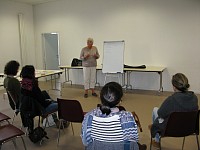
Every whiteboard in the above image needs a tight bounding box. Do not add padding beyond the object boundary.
[102,41,124,73]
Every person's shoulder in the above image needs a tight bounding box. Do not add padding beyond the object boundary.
[3,76,8,82]
[118,110,133,118]
[118,111,136,123]
[7,77,19,83]
[85,108,101,117]
[82,46,88,50]
[161,95,174,106]
[92,46,98,49]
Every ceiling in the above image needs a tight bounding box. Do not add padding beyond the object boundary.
[8,0,60,5]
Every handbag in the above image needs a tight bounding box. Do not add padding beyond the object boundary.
[71,58,82,66]
[29,126,48,143]
[29,116,48,143]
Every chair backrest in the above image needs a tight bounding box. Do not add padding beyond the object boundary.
[162,110,199,137]
[57,98,84,123]
[7,90,17,110]
[85,140,139,150]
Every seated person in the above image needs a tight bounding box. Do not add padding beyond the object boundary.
[4,60,21,113]
[150,73,199,149]
[20,65,59,132]
[81,82,146,149]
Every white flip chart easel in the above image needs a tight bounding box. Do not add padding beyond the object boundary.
[102,40,125,84]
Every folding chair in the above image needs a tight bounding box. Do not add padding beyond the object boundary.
[6,90,19,124]
[57,98,85,145]
[0,124,27,150]
[150,110,200,150]
[0,112,10,124]
[0,112,26,150]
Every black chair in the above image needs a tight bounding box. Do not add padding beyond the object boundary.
[57,98,85,145]
[150,110,200,150]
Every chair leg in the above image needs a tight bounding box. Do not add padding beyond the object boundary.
[57,119,67,146]
[3,92,7,100]
[11,113,16,124]
[39,139,43,146]
[159,138,162,150]
[196,135,200,150]
[11,139,17,149]
[20,136,27,150]
[182,137,185,150]
[150,137,152,150]
[43,117,48,131]
[71,122,74,135]
[57,120,62,146]
[1,137,26,150]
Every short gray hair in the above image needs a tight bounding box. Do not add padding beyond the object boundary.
[87,37,93,42]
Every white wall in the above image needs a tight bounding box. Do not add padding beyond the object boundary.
[2,0,199,93]
[0,0,36,71]
[33,0,200,93]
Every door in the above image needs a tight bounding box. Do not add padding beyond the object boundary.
[42,33,60,70]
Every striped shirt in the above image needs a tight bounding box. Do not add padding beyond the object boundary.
[81,107,139,146]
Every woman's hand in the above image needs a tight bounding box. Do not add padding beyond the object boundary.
[84,54,90,59]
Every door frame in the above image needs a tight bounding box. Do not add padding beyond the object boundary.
[42,32,60,70]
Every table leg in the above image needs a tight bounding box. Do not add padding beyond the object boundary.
[158,72,163,92]
[122,72,126,89]
[62,68,72,87]
[95,70,100,87]
[126,71,132,90]
[50,74,61,91]
[46,74,61,95]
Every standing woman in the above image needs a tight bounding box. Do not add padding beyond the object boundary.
[80,38,100,98]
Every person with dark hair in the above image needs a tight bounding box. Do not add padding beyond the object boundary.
[4,60,21,112]
[20,65,57,113]
[19,65,65,130]
[81,82,146,149]
[149,73,199,149]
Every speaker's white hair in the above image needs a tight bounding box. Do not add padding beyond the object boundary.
[87,37,94,42]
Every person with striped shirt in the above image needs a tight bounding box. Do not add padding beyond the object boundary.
[81,82,143,149]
